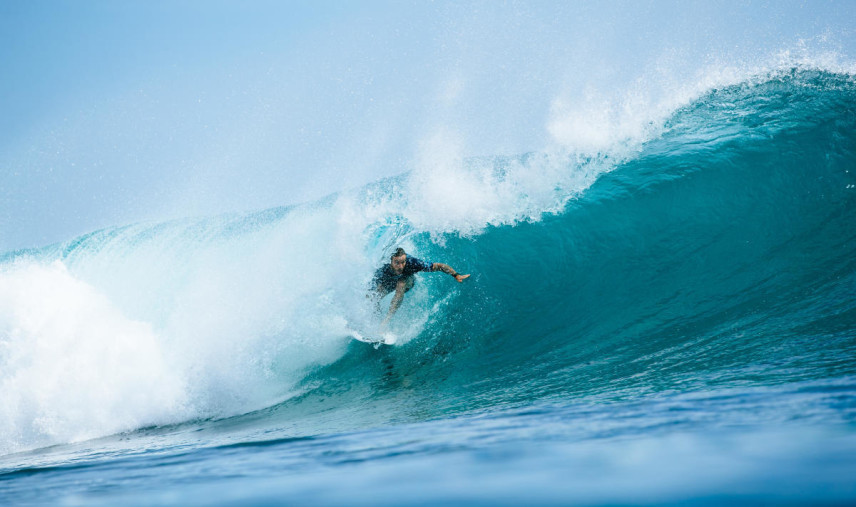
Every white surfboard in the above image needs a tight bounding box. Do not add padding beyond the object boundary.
[348,328,397,346]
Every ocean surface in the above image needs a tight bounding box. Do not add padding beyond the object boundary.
[2,66,856,505]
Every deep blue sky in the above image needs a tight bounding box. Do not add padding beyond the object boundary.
[2,0,855,251]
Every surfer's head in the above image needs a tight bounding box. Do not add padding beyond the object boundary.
[390,248,406,274]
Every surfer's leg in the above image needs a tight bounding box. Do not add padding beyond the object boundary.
[403,276,415,293]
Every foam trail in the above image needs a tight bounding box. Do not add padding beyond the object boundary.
[0,204,382,453]
[0,261,189,454]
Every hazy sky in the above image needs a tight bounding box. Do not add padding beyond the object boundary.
[2,0,855,251]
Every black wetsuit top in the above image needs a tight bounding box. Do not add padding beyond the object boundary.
[372,257,433,293]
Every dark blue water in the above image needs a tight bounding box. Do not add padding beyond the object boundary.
[1,68,856,505]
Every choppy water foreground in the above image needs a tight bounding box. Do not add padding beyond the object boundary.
[3,379,856,505]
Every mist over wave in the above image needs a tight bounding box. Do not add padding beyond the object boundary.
[1,62,855,455]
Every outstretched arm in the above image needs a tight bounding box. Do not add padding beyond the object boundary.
[431,262,470,282]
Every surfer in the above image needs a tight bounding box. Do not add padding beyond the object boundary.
[371,247,470,329]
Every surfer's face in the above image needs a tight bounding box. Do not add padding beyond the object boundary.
[391,254,406,274]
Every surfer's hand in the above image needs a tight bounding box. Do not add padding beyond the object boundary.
[455,274,470,283]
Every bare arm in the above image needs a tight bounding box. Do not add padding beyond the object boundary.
[431,262,471,282]
[381,279,408,329]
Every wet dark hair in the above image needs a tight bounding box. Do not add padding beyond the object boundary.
[391,247,406,260]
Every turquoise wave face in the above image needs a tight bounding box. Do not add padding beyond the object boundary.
[406,69,855,395]
[289,68,856,426]
[1,69,855,452]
